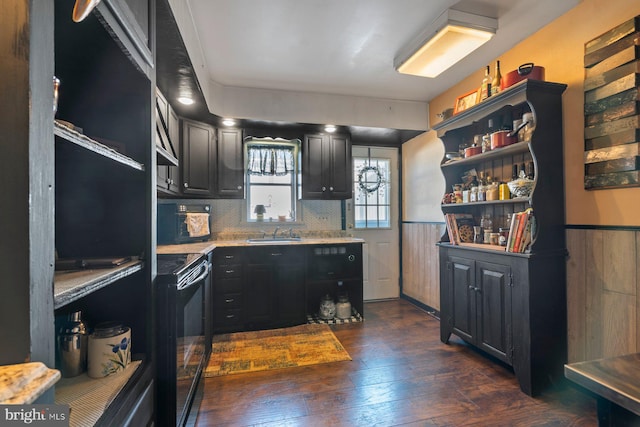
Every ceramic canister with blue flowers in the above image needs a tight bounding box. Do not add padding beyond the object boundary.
[87,321,131,378]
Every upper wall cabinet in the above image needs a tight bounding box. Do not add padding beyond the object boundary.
[301,133,353,200]
[215,128,245,199]
[156,89,181,194]
[182,118,216,197]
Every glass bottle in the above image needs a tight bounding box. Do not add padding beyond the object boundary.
[480,65,492,101]
[491,60,502,95]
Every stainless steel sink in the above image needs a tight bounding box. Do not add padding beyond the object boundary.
[246,237,302,244]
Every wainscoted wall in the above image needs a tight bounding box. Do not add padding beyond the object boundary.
[401,222,446,311]
[567,227,640,363]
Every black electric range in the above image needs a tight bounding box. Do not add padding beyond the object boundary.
[156,252,212,426]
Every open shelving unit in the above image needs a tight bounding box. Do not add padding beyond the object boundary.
[434,79,568,397]
[50,0,156,425]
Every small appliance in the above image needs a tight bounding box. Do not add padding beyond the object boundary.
[158,203,211,244]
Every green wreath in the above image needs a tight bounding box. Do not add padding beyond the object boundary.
[357,165,384,193]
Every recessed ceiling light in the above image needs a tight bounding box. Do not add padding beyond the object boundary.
[222,118,236,127]
[324,124,337,133]
[177,96,194,105]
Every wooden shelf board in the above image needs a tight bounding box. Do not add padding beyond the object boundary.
[442,197,530,209]
[54,260,143,309]
[55,360,142,427]
[54,121,145,171]
[441,141,531,168]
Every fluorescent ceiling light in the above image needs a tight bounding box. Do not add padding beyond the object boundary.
[394,9,497,78]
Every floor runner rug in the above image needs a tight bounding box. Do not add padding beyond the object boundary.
[204,323,351,377]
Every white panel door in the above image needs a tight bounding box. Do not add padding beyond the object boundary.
[347,146,399,300]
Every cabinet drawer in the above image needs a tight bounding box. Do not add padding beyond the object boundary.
[214,277,243,293]
[213,248,242,263]
[214,264,242,279]
[246,246,303,263]
[214,309,243,327]
[213,292,242,309]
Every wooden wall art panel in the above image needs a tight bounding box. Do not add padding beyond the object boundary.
[583,16,640,189]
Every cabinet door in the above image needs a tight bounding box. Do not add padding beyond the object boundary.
[475,260,512,364]
[328,134,353,199]
[274,257,306,326]
[449,256,476,343]
[215,128,244,199]
[167,109,181,194]
[182,119,215,197]
[301,134,328,199]
[244,262,275,328]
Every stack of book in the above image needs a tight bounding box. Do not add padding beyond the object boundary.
[506,208,535,253]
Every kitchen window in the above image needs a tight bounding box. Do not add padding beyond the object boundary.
[245,138,300,222]
[353,157,391,228]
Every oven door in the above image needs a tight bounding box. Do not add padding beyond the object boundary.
[175,259,210,426]
[157,257,211,426]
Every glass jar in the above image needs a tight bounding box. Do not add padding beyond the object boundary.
[477,185,486,201]
[319,294,336,320]
[486,182,499,201]
[335,292,352,320]
[470,186,478,202]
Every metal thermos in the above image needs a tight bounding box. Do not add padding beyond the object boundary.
[57,311,88,377]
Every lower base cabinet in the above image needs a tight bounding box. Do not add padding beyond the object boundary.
[439,245,567,396]
[212,243,362,334]
[444,255,512,365]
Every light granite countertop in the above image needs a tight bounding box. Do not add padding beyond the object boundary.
[157,236,365,255]
[0,362,61,404]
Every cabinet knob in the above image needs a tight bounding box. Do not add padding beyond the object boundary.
[270,253,283,257]
[322,186,327,191]
[225,298,234,303]
[330,186,334,191]
[184,182,189,188]
[165,178,170,184]
[348,254,355,262]
[225,269,235,274]
[237,185,242,190]
[225,314,235,319]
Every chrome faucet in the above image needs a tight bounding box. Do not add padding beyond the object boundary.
[272,227,280,239]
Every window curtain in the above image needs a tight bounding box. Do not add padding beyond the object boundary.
[246,145,295,176]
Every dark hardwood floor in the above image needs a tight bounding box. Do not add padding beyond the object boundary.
[195,299,597,426]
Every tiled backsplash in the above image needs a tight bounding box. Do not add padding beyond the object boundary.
[158,198,346,239]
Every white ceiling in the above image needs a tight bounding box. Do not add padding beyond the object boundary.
[186,0,579,104]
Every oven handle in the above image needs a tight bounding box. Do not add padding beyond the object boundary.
[177,260,211,291]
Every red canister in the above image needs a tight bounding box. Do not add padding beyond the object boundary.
[490,130,516,150]
[501,63,545,90]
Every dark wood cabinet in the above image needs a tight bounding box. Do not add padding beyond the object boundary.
[156,88,180,194]
[182,119,216,197]
[434,80,568,396]
[301,133,353,199]
[1,0,156,422]
[442,253,512,365]
[212,243,362,333]
[215,127,245,199]
[212,248,244,333]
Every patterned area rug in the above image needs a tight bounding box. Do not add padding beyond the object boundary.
[204,323,351,377]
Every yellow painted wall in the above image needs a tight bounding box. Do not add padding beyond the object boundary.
[420,0,640,226]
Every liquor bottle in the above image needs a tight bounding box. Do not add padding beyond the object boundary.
[512,164,518,181]
[491,60,502,95]
[480,65,492,101]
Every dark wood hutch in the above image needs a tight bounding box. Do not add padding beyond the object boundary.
[434,79,568,396]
